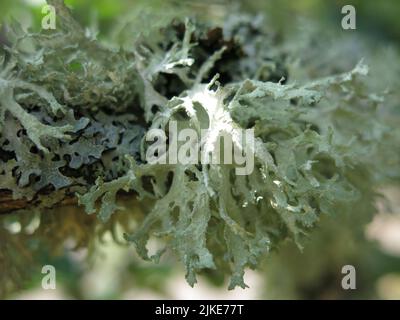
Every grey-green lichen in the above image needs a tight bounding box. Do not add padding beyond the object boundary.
[0,0,399,294]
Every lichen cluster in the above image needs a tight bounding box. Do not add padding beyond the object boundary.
[0,0,399,295]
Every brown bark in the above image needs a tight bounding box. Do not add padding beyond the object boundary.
[0,190,77,214]
[0,189,137,215]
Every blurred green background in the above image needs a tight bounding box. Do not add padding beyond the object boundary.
[2,0,400,41]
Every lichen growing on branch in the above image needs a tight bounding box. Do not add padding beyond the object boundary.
[0,0,399,295]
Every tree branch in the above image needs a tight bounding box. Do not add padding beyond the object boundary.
[0,190,76,214]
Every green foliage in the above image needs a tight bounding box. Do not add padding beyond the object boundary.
[0,0,399,296]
